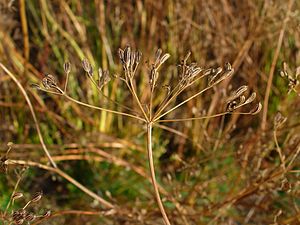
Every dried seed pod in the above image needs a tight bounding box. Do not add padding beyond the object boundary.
[280,62,300,94]
[224,62,232,71]
[157,53,170,68]
[12,192,24,201]
[135,51,142,64]
[274,112,287,129]
[82,58,93,75]
[250,102,262,115]
[239,95,246,104]
[226,85,259,113]
[190,67,202,78]
[154,49,163,67]
[30,83,41,89]
[118,48,125,63]
[42,74,58,89]
[118,46,142,77]
[244,92,256,104]
[129,51,136,69]
[208,67,223,86]
[12,209,26,220]
[153,49,170,69]
[227,85,248,104]
[43,210,51,218]
[25,212,36,222]
[15,218,24,225]
[123,46,131,68]
[31,191,43,202]
[63,61,71,74]
[226,100,238,112]
[97,68,111,89]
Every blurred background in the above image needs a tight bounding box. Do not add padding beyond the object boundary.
[0,0,300,224]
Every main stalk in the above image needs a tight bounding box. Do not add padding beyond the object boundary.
[146,122,171,225]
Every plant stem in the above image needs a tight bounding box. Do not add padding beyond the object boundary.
[0,63,57,168]
[146,123,171,225]
[129,79,149,121]
[63,94,146,122]
[261,0,294,131]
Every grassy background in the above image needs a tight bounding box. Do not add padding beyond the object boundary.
[0,0,300,224]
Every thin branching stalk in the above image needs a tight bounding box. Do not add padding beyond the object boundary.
[84,70,136,113]
[146,123,171,225]
[4,172,24,215]
[261,0,294,130]
[63,93,146,122]
[273,129,286,170]
[156,111,256,123]
[154,71,209,120]
[157,112,229,123]
[129,79,149,121]
[0,63,57,168]
[154,85,216,122]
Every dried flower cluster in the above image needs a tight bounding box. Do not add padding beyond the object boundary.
[274,111,287,129]
[9,191,51,225]
[42,74,58,90]
[280,62,300,94]
[148,49,170,90]
[118,46,142,81]
[226,85,261,114]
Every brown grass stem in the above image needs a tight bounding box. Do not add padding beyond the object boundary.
[261,0,294,130]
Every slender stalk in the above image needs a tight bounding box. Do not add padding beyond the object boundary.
[4,173,23,215]
[86,73,136,113]
[273,129,286,170]
[154,85,213,122]
[157,112,229,123]
[64,71,70,93]
[261,0,294,130]
[129,79,149,121]
[153,72,210,121]
[0,63,57,168]
[63,94,146,122]
[146,123,171,225]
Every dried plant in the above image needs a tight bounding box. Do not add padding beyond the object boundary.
[8,191,50,225]
[31,46,261,225]
[0,163,50,225]
[280,62,300,94]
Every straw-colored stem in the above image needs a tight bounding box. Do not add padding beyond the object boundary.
[146,123,171,225]
[273,129,286,170]
[154,85,213,122]
[63,93,146,122]
[129,79,149,121]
